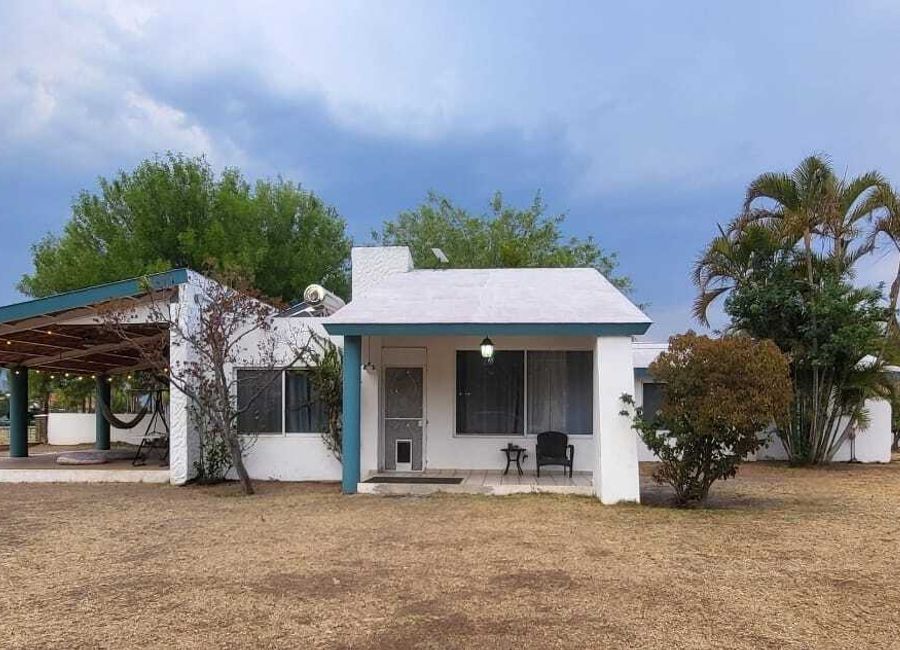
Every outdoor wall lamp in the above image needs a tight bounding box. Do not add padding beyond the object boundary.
[480,337,495,362]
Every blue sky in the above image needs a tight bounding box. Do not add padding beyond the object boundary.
[2,0,900,340]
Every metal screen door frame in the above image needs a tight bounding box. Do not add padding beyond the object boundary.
[382,364,426,472]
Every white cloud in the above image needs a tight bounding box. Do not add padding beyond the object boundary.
[3,0,900,197]
[0,0,244,171]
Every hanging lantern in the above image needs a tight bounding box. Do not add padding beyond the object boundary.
[480,337,495,361]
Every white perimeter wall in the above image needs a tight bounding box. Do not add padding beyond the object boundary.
[47,412,157,446]
[755,398,892,463]
[633,378,893,463]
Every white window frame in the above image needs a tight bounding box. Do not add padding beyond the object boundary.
[234,366,325,437]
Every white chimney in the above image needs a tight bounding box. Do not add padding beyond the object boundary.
[351,246,414,297]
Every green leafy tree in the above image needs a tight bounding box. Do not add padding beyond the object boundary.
[20,153,352,301]
[373,191,630,291]
[307,335,343,462]
[622,333,793,506]
[726,269,893,463]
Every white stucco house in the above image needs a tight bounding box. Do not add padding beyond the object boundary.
[0,246,892,497]
[319,246,652,503]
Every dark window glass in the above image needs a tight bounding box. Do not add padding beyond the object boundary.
[642,382,666,420]
[236,370,282,434]
[527,351,593,435]
[456,351,524,435]
[285,370,327,433]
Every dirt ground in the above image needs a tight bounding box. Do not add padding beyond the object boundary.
[1,461,899,649]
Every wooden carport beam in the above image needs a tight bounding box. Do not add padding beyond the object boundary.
[24,356,165,376]
[20,333,167,368]
[0,306,101,337]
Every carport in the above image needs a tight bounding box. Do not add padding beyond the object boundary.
[0,270,188,468]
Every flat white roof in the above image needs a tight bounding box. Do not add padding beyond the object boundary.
[324,268,651,335]
[633,342,668,369]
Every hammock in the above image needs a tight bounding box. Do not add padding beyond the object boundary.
[98,397,150,429]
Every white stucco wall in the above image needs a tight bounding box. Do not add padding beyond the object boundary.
[222,314,339,482]
[594,336,641,503]
[360,335,624,476]
[235,435,342,481]
[169,273,204,485]
[47,412,159,446]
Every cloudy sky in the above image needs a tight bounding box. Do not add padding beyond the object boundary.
[2,0,900,340]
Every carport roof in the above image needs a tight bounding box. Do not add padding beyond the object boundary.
[0,269,189,375]
[0,269,188,325]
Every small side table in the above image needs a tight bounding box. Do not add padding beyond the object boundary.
[501,444,528,476]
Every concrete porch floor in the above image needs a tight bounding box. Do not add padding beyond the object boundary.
[358,469,593,496]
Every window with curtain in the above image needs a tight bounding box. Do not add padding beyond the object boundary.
[456,351,524,435]
[526,351,593,435]
[642,382,666,420]
[284,370,327,433]
[236,369,283,434]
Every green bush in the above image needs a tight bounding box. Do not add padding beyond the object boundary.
[622,332,792,506]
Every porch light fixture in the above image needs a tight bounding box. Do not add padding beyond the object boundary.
[480,337,495,361]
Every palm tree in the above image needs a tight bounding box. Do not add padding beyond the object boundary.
[737,155,882,280]
[692,222,784,326]
[866,183,900,342]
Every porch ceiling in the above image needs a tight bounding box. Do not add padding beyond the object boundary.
[0,323,167,375]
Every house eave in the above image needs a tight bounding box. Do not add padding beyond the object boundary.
[322,322,652,337]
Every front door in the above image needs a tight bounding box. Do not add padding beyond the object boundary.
[383,366,424,471]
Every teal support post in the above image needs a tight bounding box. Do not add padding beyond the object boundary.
[9,367,29,458]
[342,335,361,494]
[95,375,111,451]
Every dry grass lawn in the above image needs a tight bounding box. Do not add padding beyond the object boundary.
[1,461,900,649]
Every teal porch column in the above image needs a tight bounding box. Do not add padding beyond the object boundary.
[9,367,29,458]
[342,335,361,494]
[95,375,110,451]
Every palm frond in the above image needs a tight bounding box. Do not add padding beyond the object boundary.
[692,286,730,327]
[744,172,798,212]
